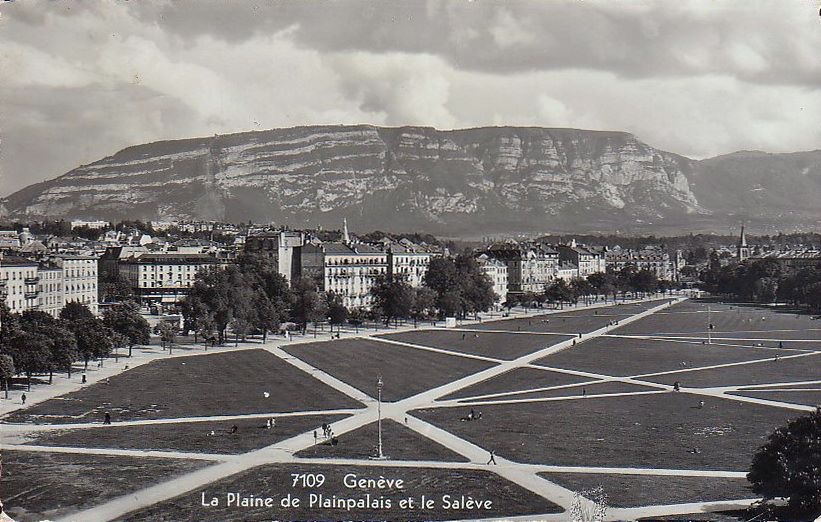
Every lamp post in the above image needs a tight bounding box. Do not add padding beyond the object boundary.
[707,305,712,345]
[370,375,389,460]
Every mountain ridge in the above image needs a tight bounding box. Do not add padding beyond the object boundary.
[1,125,819,235]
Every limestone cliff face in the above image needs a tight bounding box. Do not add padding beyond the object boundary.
[1,125,708,233]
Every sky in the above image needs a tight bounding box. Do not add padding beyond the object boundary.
[1,0,820,197]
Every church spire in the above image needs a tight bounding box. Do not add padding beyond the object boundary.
[737,223,749,261]
[342,217,350,244]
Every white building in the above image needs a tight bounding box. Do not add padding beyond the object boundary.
[70,220,110,230]
[556,262,580,282]
[384,239,438,288]
[302,242,388,310]
[119,252,219,304]
[55,255,99,315]
[484,244,558,294]
[476,253,508,307]
[557,241,606,278]
[0,256,40,314]
[606,247,673,281]
[37,264,64,317]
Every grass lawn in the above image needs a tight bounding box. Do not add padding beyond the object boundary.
[617,302,821,339]
[729,390,821,407]
[466,381,657,403]
[470,299,671,335]
[4,349,364,424]
[26,414,350,455]
[440,367,591,401]
[376,330,569,360]
[534,337,797,377]
[640,353,821,388]
[414,392,798,470]
[282,338,496,402]
[472,312,626,335]
[540,473,755,507]
[295,419,469,462]
[0,450,208,522]
[120,463,563,521]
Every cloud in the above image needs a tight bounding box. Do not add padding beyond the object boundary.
[1,0,819,197]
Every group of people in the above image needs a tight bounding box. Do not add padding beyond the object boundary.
[460,408,483,422]
[313,423,338,446]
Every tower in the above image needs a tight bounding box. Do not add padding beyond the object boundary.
[737,224,750,262]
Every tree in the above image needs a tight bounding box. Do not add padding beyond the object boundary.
[43,322,78,381]
[237,253,292,338]
[456,255,496,316]
[290,277,328,334]
[99,272,134,303]
[410,286,436,326]
[544,280,573,309]
[154,321,177,350]
[748,410,821,518]
[423,255,495,318]
[180,294,212,342]
[251,289,282,342]
[75,318,113,369]
[631,269,660,296]
[59,301,95,324]
[347,307,366,334]
[103,301,150,356]
[504,293,519,311]
[424,257,459,297]
[0,354,15,399]
[9,331,52,391]
[184,265,249,344]
[371,276,414,326]
[0,301,20,354]
[588,272,618,303]
[19,311,77,382]
[327,293,349,334]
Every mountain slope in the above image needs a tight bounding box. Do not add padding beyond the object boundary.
[689,150,821,226]
[0,125,715,234]
[8,125,819,234]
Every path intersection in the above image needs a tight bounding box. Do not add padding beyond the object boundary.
[1,297,819,521]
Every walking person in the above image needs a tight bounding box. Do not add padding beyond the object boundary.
[21,393,26,405]
[487,450,497,465]
[104,412,111,424]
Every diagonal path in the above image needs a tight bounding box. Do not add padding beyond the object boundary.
[368,336,507,363]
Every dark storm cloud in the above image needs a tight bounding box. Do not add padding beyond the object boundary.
[120,0,820,87]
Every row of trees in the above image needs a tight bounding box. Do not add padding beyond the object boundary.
[0,301,150,393]
[180,253,676,341]
[179,253,500,340]
[511,266,668,311]
[702,258,821,311]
